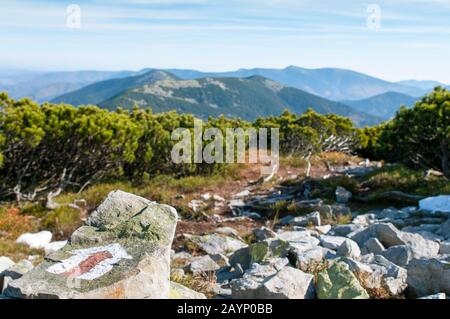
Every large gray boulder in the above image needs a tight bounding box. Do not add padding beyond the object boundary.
[320,235,348,250]
[407,256,450,297]
[380,245,413,267]
[231,263,315,299]
[3,190,177,299]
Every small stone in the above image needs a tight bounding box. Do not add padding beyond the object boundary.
[439,240,450,255]
[44,241,67,255]
[362,238,385,255]
[315,225,332,234]
[0,257,15,273]
[169,282,206,299]
[380,245,413,267]
[336,186,352,204]
[253,227,277,241]
[419,293,446,299]
[229,239,290,271]
[231,264,315,299]
[184,233,247,255]
[214,227,240,238]
[16,231,52,250]
[185,255,221,275]
[320,235,348,250]
[337,239,361,259]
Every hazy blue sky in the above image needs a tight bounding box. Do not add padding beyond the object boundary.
[1,0,449,82]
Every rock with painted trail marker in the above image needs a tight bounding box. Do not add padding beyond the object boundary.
[3,190,177,299]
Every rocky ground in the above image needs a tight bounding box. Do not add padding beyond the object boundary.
[1,155,449,299]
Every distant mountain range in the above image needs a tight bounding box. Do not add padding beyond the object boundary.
[166,66,432,101]
[52,70,381,127]
[342,92,418,121]
[1,66,448,126]
[0,69,143,102]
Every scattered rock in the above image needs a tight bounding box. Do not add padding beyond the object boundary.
[331,224,363,236]
[358,254,408,296]
[336,186,352,204]
[1,260,34,293]
[419,293,446,299]
[278,212,321,227]
[316,262,369,299]
[0,257,15,273]
[439,219,450,239]
[278,231,320,252]
[16,231,52,250]
[439,240,450,255]
[315,225,332,234]
[337,239,361,259]
[184,233,247,255]
[419,195,450,214]
[292,246,335,271]
[362,238,385,255]
[350,223,440,260]
[253,227,277,241]
[169,282,207,299]
[234,190,250,198]
[229,239,290,271]
[4,190,177,299]
[407,256,450,297]
[44,241,67,255]
[320,235,348,250]
[231,263,314,299]
[380,245,413,267]
[185,255,221,275]
[213,227,240,238]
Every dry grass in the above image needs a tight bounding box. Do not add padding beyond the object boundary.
[170,271,217,299]
[354,272,399,299]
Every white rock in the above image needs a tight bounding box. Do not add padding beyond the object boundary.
[0,257,15,273]
[363,238,385,255]
[201,193,211,201]
[419,195,450,213]
[315,225,332,234]
[16,231,52,250]
[44,241,68,255]
[234,190,250,198]
[320,235,348,250]
[213,194,225,202]
[337,239,361,259]
[419,293,446,299]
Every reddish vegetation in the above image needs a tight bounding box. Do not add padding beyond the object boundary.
[0,207,34,240]
[64,251,113,277]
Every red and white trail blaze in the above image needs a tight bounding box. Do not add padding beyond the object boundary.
[46,243,132,280]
